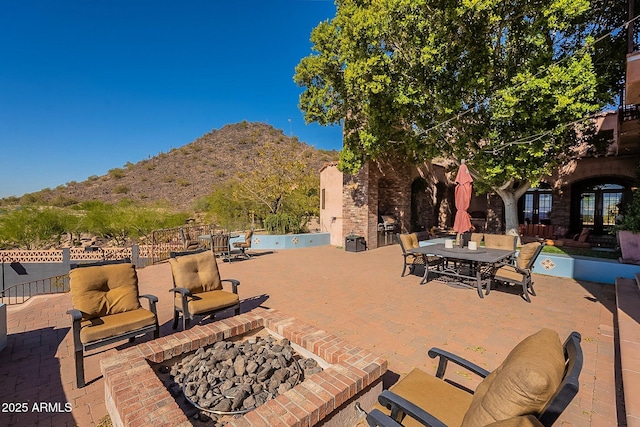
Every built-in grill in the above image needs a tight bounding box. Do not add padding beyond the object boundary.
[378,215,398,246]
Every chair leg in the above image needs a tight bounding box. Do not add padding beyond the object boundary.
[528,279,537,296]
[172,309,179,330]
[522,281,532,303]
[401,263,408,277]
[75,349,85,388]
[235,305,240,316]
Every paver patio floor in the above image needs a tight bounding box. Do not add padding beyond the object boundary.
[0,244,621,426]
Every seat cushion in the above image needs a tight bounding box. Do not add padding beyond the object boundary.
[375,368,474,427]
[79,308,156,344]
[494,265,525,283]
[70,263,141,321]
[461,329,565,427]
[516,243,541,269]
[177,290,240,316]
[486,415,544,427]
[169,251,222,293]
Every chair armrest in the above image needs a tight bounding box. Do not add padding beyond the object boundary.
[366,408,404,427]
[66,309,83,351]
[378,390,447,427]
[139,294,159,316]
[428,348,490,379]
[67,308,83,322]
[170,287,192,297]
[222,278,240,294]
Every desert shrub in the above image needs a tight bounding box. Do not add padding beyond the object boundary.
[162,176,175,183]
[264,213,303,234]
[113,185,130,194]
[109,168,125,179]
[618,189,640,233]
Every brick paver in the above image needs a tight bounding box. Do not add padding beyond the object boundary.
[0,244,621,426]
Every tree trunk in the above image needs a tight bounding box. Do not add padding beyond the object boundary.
[500,192,520,235]
[495,182,530,236]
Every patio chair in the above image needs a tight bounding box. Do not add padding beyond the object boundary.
[179,227,202,251]
[169,249,240,330]
[67,259,159,388]
[232,229,254,259]
[397,233,443,278]
[491,242,545,303]
[209,233,231,262]
[366,328,582,427]
[484,234,517,251]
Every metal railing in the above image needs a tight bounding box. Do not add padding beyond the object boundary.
[1,274,69,305]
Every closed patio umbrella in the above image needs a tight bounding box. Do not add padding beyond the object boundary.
[453,161,473,235]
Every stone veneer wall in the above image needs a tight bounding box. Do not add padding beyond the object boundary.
[101,308,387,427]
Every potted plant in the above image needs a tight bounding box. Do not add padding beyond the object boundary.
[617,189,640,265]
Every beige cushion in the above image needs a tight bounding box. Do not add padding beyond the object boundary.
[70,263,141,321]
[484,234,516,251]
[486,415,544,427]
[577,228,590,243]
[494,266,525,283]
[177,290,240,316]
[516,243,541,269]
[169,251,222,293]
[374,367,474,427]
[79,308,156,343]
[399,233,419,251]
[471,233,484,245]
[461,328,565,427]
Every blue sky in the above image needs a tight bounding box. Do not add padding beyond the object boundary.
[0,0,342,198]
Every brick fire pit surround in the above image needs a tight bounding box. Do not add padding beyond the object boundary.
[101,308,388,427]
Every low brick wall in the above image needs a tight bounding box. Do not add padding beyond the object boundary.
[101,308,387,427]
[615,274,640,427]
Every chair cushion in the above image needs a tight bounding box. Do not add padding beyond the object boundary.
[494,266,525,283]
[79,308,156,344]
[485,415,544,427]
[169,251,222,293]
[516,243,541,269]
[399,233,419,251]
[375,367,474,427]
[461,328,565,427]
[484,234,516,250]
[70,263,141,321]
[177,290,239,316]
[471,233,484,245]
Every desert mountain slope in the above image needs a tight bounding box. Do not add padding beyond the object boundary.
[14,122,339,211]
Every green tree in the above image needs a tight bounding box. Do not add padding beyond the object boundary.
[0,207,68,249]
[234,140,319,217]
[295,0,625,233]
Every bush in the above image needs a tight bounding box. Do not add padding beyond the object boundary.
[264,213,303,234]
[113,185,130,194]
[618,189,640,233]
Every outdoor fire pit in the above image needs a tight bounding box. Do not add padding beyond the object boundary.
[156,332,325,424]
[101,308,387,427]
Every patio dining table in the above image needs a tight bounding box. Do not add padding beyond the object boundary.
[409,243,515,298]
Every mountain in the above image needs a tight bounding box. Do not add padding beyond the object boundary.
[8,122,340,211]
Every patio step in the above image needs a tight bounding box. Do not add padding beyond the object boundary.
[614,276,640,427]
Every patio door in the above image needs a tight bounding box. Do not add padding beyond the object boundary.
[519,187,552,225]
[578,184,625,233]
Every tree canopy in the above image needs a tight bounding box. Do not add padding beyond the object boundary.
[295,0,627,233]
